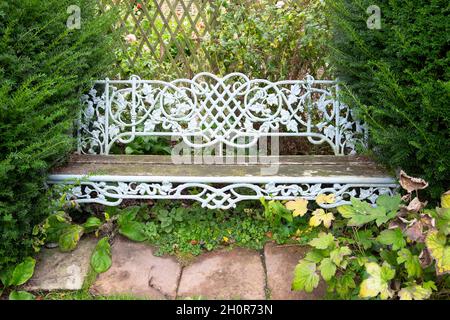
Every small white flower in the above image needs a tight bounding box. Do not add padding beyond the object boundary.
[275,1,285,9]
[124,34,137,44]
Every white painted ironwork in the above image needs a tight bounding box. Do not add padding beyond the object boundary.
[48,174,398,210]
[78,73,367,155]
[53,73,398,210]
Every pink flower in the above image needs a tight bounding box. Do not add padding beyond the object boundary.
[125,34,137,44]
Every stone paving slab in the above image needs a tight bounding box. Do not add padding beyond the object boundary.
[264,242,326,300]
[90,236,181,299]
[177,247,266,300]
[24,237,98,291]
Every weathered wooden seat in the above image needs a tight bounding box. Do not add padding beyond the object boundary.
[48,73,398,209]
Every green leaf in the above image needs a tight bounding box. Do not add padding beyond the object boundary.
[10,257,36,286]
[91,237,112,274]
[318,258,336,281]
[397,248,422,278]
[271,201,293,223]
[9,290,35,300]
[329,246,352,266]
[58,225,84,252]
[304,250,325,263]
[335,273,356,298]
[83,217,102,233]
[356,230,373,249]
[376,228,406,251]
[337,198,388,227]
[45,213,72,243]
[435,207,450,235]
[0,267,13,287]
[292,261,320,293]
[376,194,401,214]
[118,206,141,225]
[119,221,147,242]
[308,233,335,250]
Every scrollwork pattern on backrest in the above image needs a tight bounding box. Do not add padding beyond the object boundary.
[78,73,366,155]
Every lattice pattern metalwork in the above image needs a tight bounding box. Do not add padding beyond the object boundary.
[78,73,367,155]
[99,0,219,78]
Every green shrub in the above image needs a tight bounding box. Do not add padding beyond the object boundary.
[0,0,118,271]
[206,0,330,80]
[326,0,449,199]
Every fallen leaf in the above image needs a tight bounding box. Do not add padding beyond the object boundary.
[285,198,308,217]
[405,220,425,242]
[399,170,429,193]
[419,248,432,268]
[406,197,427,213]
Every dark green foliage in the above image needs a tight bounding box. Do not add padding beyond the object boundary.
[326,0,450,199]
[0,0,118,270]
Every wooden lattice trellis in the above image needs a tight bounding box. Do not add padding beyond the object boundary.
[100,0,220,79]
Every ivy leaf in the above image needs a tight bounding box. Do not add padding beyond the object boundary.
[359,262,395,300]
[91,237,112,274]
[308,232,335,250]
[285,198,308,217]
[83,217,102,233]
[398,283,433,300]
[309,209,334,228]
[330,246,352,266]
[292,261,320,293]
[397,248,422,278]
[318,258,336,281]
[376,228,406,251]
[8,290,35,300]
[59,225,84,252]
[9,257,35,286]
[119,221,147,242]
[425,230,450,275]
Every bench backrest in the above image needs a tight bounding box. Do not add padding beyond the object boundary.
[78,73,366,155]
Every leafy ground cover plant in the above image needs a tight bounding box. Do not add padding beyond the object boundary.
[288,172,450,300]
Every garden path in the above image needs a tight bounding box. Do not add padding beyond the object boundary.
[25,236,325,300]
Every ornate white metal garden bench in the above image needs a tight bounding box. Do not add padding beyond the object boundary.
[48,73,398,209]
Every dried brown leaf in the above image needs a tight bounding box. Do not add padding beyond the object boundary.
[406,197,427,213]
[399,170,429,193]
